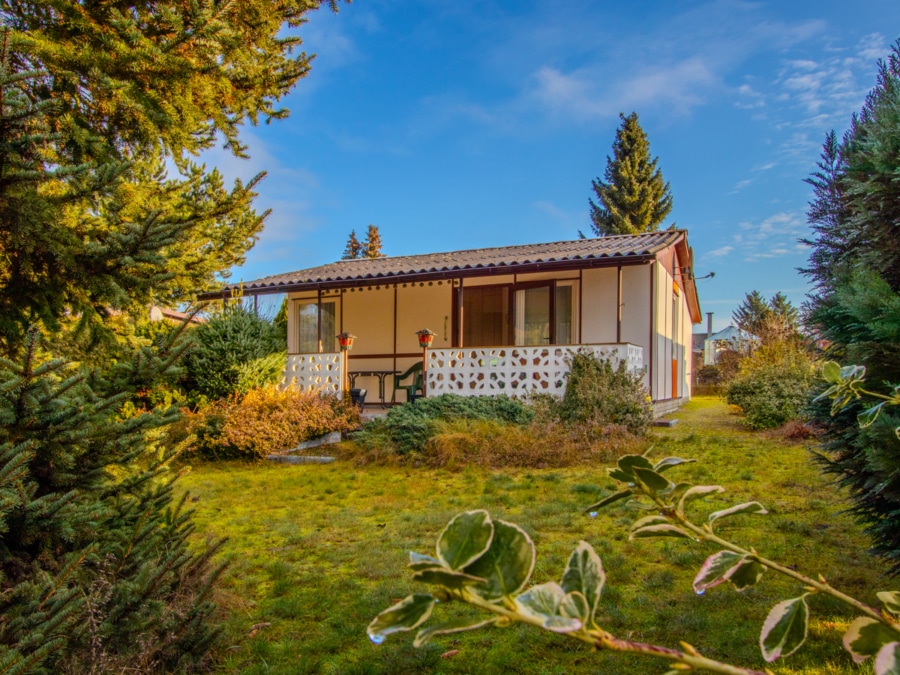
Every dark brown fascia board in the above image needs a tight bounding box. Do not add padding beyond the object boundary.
[198,254,657,300]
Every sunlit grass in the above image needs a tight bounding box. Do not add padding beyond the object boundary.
[179,397,882,674]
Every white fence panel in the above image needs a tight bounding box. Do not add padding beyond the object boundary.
[426,343,642,398]
[281,353,344,395]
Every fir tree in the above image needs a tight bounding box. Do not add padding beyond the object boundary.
[343,230,363,259]
[732,291,772,338]
[803,41,900,573]
[588,112,673,237]
[0,1,341,354]
[363,224,384,259]
[0,328,224,673]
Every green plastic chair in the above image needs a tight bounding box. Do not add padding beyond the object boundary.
[391,361,424,403]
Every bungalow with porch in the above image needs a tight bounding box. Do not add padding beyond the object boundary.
[203,230,702,413]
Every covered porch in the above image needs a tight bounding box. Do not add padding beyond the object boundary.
[280,342,643,403]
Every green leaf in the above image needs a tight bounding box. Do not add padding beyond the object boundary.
[878,592,900,616]
[653,456,697,473]
[760,595,809,662]
[844,617,900,663]
[859,402,886,428]
[412,568,487,590]
[630,524,693,540]
[409,552,443,571]
[464,519,535,601]
[678,485,725,512]
[694,550,765,593]
[560,541,605,624]
[728,559,766,591]
[608,469,634,483]
[709,501,768,524]
[437,510,494,571]
[583,489,632,512]
[618,455,654,476]
[822,360,842,384]
[514,581,564,616]
[633,466,671,492]
[368,594,435,643]
[876,642,900,675]
[412,617,496,647]
[559,591,590,623]
[630,515,670,531]
[515,582,582,633]
[693,550,744,592]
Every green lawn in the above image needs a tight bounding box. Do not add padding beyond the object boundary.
[178,397,882,674]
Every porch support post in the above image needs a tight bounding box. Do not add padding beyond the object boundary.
[648,262,655,401]
[616,265,623,343]
[393,284,398,387]
[458,278,464,347]
[317,287,322,353]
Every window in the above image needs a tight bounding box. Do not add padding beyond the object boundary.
[297,300,337,353]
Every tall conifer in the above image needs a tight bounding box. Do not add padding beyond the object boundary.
[363,224,384,259]
[343,230,363,259]
[803,41,900,572]
[588,112,673,236]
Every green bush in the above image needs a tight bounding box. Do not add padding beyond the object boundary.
[183,305,283,400]
[235,351,287,395]
[353,394,534,455]
[554,351,653,435]
[725,342,815,430]
[189,387,359,460]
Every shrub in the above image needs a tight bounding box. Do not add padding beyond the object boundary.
[725,341,815,430]
[234,351,287,395]
[189,387,359,459]
[0,330,222,674]
[555,351,653,435]
[352,394,534,455]
[183,305,283,401]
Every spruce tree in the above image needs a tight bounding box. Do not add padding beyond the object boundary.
[588,112,673,237]
[0,328,224,673]
[342,230,363,259]
[803,41,900,573]
[0,1,340,355]
[363,224,384,259]
[732,291,772,338]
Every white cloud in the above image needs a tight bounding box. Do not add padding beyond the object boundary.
[707,245,734,257]
[530,58,716,121]
[732,211,808,262]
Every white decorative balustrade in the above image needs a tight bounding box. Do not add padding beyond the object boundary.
[426,343,643,397]
[281,353,344,394]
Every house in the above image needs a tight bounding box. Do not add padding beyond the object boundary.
[703,325,742,365]
[201,230,702,411]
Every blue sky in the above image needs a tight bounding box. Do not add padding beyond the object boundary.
[204,0,900,333]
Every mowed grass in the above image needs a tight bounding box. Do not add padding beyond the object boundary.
[178,397,882,674]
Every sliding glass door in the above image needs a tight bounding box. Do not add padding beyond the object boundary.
[459,281,575,347]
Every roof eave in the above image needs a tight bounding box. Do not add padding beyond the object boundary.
[198,253,658,300]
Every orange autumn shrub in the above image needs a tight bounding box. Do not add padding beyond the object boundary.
[189,387,359,459]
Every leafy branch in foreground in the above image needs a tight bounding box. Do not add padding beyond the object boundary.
[368,510,769,675]
[816,360,900,435]
[585,453,900,672]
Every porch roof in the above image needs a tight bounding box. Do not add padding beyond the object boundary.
[207,230,689,297]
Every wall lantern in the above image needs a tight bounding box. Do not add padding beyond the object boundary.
[337,332,357,351]
[416,329,435,349]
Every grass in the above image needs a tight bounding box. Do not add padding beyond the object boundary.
[178,397,883,674]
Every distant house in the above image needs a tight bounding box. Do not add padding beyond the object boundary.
[703,325,742,365]
[200,230,702,411]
